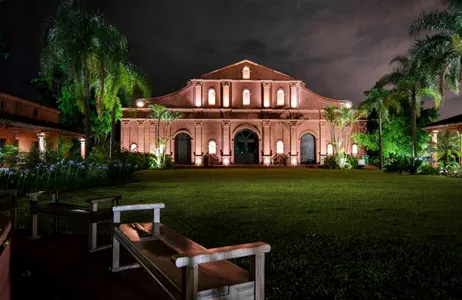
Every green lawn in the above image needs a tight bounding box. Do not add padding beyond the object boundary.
[22,169,462,299]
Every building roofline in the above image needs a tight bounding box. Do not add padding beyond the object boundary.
[0,92,61,113]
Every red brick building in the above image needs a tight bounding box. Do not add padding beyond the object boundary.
[121,60,366,165]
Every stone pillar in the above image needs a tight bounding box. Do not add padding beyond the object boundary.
[222,81,230,108]
[121,120,130,151]
[262,121,271,165]
[149,120,157,152]
[262,81,271,108]
[144,120,150,154]
[165,124,172,155]
[137,120,145,153]
[79,137,86,159]
[431,130,438,168]
[37,132,46,161]
[222,120,230,165]
[194,121,203,166]
[194,80,203,107]
[289,121,298,165]
[290,82,299,108]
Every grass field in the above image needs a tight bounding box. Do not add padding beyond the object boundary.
[21,169,462,299]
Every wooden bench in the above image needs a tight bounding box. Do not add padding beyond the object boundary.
[0,190,18,230]
[111,204,271,300]
[28,191,121,252]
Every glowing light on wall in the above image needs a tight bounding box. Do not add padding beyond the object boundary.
[276,140,284,154]
[135,99,146,108]
[208,140,217,154]
[344,101,353,109]
[223,157,230,166]
[243,89,250,105]
[277,89,285,106]
[130,143,138,152]
[242,66,250,79]
[290,84,298,108]
[352,144,358,155]
[264,157,271,166]
[208,88,216,106]
[195,157,203,166]
[327,143,334,155]
[291,156,298,166]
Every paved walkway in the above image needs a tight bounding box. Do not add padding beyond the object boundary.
[11,231,170,299]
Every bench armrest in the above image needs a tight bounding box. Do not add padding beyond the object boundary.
[27,191,47,202]
[113,203,165,212]
[172,242,271,267]
[86,195,121,204]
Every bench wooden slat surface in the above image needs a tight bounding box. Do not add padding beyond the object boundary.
[33,203,112,223]
[118,223,251,295]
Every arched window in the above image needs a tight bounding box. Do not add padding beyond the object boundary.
[208,88,216,106]
[208,140,217,154]
[242,66,250,79]
[352,143,358,155]
[130,143,138,152]
[276,140,284,154]
[277,89,285,106]
[327,143,333,155]
[242,89,251,105]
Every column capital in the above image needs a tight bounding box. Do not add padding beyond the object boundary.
[148,120,157,127]
[263,120,271,127]
[121,120,131,127]
[137,119,146,127]
[222,120,230,127]
[290,81,301,87]
[289,120,299,128]
[262,81,271,88]
[192,79,203,86]
[194,120,203,127]
[37,132,46,138]
[221,80,231,87]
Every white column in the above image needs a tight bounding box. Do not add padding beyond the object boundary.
[289,121,298,165]
[263,121,271,165]
[431,130,438,168]
[79,137,86,159]
[37,132,46,161]
[222,81,230,108]
[194,121,203,166]
[222,120,230,166]
[262,81,271,108]
[194,80,203,107]
[290,82,299,108]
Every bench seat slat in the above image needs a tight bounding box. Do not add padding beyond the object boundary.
[117,223,251,295]
[33,203,112,222]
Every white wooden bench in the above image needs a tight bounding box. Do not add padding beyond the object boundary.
[111,204,271,300]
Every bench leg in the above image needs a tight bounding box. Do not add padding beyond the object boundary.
[53,217,59,234]
[249,254,265,300]
[11,207,17,231]
[88,222,97,251]
[181,265,198,300]
[112,237,120,271]
[31,213,38,239]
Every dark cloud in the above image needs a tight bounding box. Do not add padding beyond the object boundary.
[0,0,460,119]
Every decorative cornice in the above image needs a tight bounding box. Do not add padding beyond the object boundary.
[121,120,131,127]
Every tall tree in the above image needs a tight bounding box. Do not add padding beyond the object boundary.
[377,55,441,172]
[323,105,338,154]
[359,87,400,169]
[41,0,128,157]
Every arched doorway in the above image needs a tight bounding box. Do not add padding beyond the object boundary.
[300,133,316,164]
[234,129,259,164]
[174,133,191,165]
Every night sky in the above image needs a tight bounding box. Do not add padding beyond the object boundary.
[0,0,460,119]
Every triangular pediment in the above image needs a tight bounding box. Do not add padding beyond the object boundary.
[199,60,295,81]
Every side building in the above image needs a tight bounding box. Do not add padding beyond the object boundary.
[121,60,367,166]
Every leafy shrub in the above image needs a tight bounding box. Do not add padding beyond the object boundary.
[0,143,19,167]
[345,154,359,169]
[149,154,175,169]
[323,155,339,169]
[418,164,440,175]
[447,164,462,178]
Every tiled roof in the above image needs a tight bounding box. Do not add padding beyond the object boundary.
[0,111,83,136]
[424,113,462,129]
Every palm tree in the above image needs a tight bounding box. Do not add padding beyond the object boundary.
[360,87,400,169]
[409,1,462,101]
[323,105,338,154]
[148,104,182,168]
[377,55,441,171]
[437,131,461,169]
[94,62,151,157]
[41,0,127,157]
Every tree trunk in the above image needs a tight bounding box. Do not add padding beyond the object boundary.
[378,113,383,169]
[109,106,116,159]
[411,89,418,174]
[83,68,91,159]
